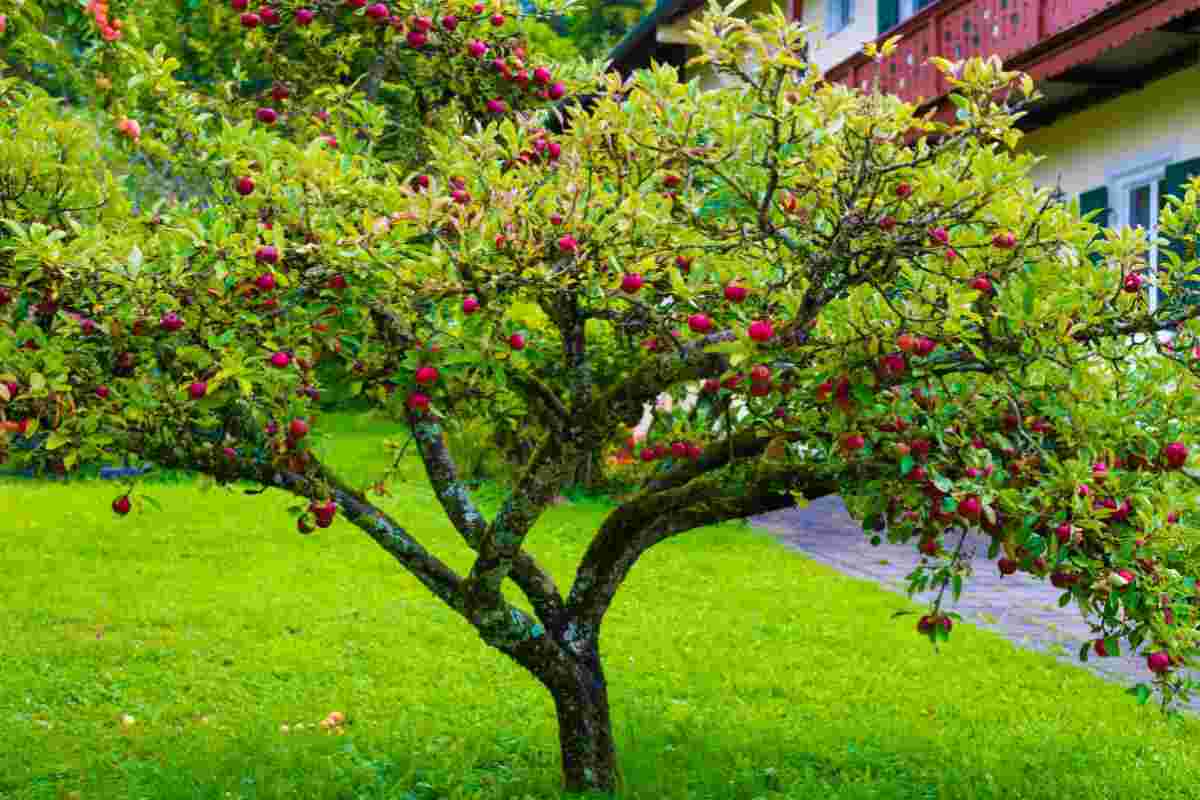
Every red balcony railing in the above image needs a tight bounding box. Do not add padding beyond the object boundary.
[822,0,1193,108]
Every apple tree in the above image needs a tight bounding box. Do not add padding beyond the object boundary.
[4,1,1200,792]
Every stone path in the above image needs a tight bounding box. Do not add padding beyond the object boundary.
[753,495,1200,712]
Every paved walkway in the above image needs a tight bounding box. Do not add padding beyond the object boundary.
[753,496,1200,712]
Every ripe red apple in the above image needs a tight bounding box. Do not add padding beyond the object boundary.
[462,296,480,314]
[928,226,949,245]
[968,275,993,293]
[415,366,438,384]
[407,392,430,412]
[548,82,566,101]
[1115,568,1135,588]
[241,12,261,28]
[1164,441,1188,469]
[992,231,1017,249]
[897,333,917,353]
[749,382,771,397]
[748,320,774,342]
[441,14,458,29]
[533,66,552,84]
[112,495,132,516]
[1050,570,1078,589]
[490,12,505,25]
[467,39,488,57]
[1123,272,1143,293]
[914,337,936,357]
[255,107,278,124]
[724,284,748,303]
[721,373,743,390]
[910,439,930,459]
[959,495,982,518]
[485,98,507,114]
[639,448,656,463]
[687,314,712,333]
[289,418,309,439]
[295,7,315,24]
[94,385,111,400]
[509,333,526,350]
[557,235,578,253]
[160,312,184,332]
[450,189,470,205]
[269,351,291,368]
[895,182,912,198]
[255,272,276,291]
[880,352,906,379]
[1147,651,1171,674]
[686,443,702,460]
[919,538,939,557]
[620,273,645,293]
[878,215,897,231]
[236,176,255,196]
[255,245,279,265]
[702,378,721,393]
[843,434,866,451]
[671,441,688,458]
[1093,639,1110,657]
[750,364,770,382]
[997,558,1018,576]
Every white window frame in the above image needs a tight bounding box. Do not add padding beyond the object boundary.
[1106,147,1177,316]
[826,0,854,35]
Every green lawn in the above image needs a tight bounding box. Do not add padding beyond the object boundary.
[2,413,1198,799]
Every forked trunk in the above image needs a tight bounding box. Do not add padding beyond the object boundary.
[552,657,618,793]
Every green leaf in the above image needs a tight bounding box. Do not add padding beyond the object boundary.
[1057,591,1072,608]
[900,455,914,476]
[44,431,70,451]
[141,495,164,512]
[1127,683,1152,705]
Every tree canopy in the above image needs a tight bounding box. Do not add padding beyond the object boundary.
[3,1,1200,792]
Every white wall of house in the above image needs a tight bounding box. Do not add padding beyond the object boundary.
[1017,64,1200,199]
[798,0,882,75]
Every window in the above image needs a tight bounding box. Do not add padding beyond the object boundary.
[827,0,853,35]
[1107,151,1175,313]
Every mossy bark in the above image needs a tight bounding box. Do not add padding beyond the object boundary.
[551,645,618,794]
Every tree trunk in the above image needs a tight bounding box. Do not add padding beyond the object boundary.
[552,657,619,794]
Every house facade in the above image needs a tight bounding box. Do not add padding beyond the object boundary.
[610,0,1200,307]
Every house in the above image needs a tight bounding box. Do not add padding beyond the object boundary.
[610,0,1200,310]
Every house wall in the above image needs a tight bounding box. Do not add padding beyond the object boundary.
[1016,63,1200,198]
[798,0,880,74]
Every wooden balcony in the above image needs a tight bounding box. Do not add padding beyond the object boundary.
[823,0,1200,126]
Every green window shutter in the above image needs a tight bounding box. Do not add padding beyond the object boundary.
[1159,157,1200,309]
[916,0,936,9]
[1078,186,1109,266]
[878,0,899,33]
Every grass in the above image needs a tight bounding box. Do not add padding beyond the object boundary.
[2,412,1200,799]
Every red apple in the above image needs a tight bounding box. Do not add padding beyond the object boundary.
[997,558,1018,576]
[1164,441,1188,469]
[415,366,438,384]
[509,333,526,350]
[687,313,712,333]
[289,418,309,439]
[112,495,132,515]
[463,296,480,314]
[748,320,774,342]
[724,284,748,303]
[620,273,645,293]
[1147,651,1171,674]
[236,176,256,196]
